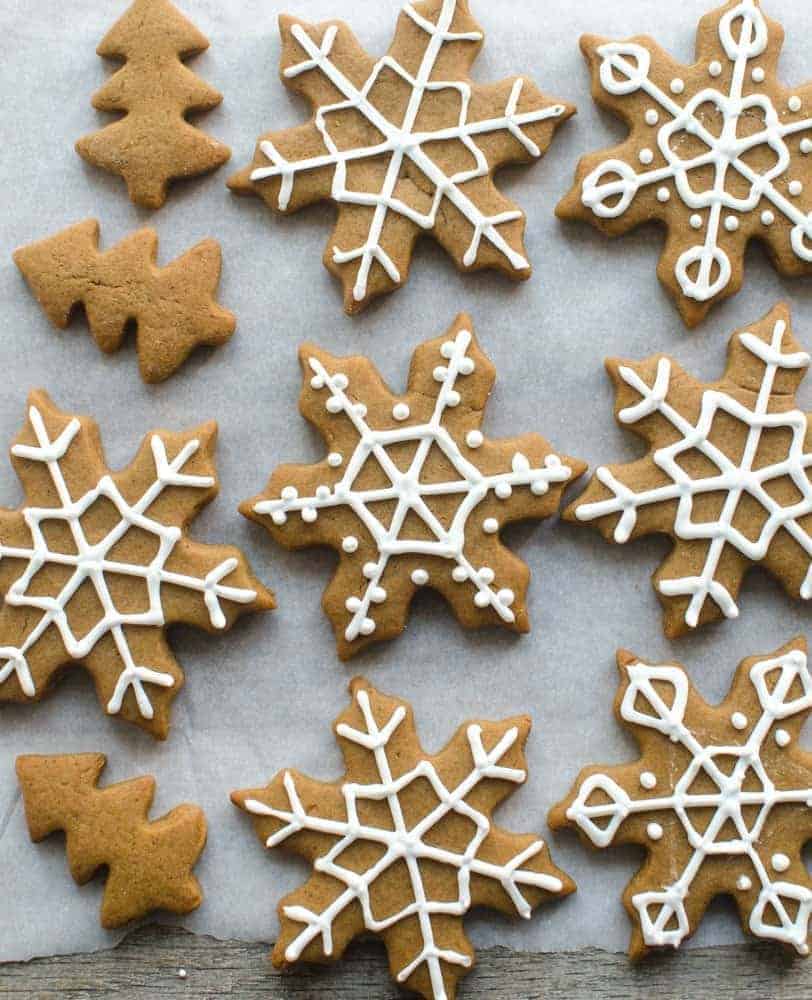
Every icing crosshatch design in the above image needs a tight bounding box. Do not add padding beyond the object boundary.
[242,315,584,659]
[233,678,574,1000]
[568,304,812,637]
[550,640,812,958]
[229,0,574,312]
[558,0,812,326]
[0,391,273,739]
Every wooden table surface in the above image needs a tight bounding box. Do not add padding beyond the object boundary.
[3,924,812,999]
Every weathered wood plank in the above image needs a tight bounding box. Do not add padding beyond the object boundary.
[1,925,811,999]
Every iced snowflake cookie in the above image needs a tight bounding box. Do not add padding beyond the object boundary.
[76,0,230,209]
[0,391,273,739]
[550,638,812,958]
[233,677,574,1000]
[14,220,236,384]
[17,753,206,928]
[242,314,585,659]
[558,0,812,326]
[568,303,812,637]
[228,0,574,313]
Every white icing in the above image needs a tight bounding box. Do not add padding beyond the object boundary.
[709,61,722,78]
[738,875,753,891]
[328,452,343,467]
[576,318,812,628]
[789,96,802,113]
[483,517,499,534]
[411,568,429,585]
[466,430,483,448]
[393,403,410,421]
[639,148,654,165]
[802,139,812,154]
[762,210,775,225]
[775,728,791,747]
[342,536,359,553]
[255,330,572,641]
[690,213,703,229]
[647,822,663,840]
[581,0,812,303]
[566,649,812,953]
[657,187,670,203]
[0,406,258,718]
[646,109,660,125]
[725,215,739,232]
[790,180,803,196]
[250,0,568,302]
[243,686,564,997]
[731,711,748,730]
[640,771,657,789]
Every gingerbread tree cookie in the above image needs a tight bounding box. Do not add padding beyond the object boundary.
[242,314,584,659]
[550,639,812,958]
[76,0,230,208]
[229,0,574,313]
[14,220,235,384]
[17,753,206,928]
[233,677,574,1000]
[0,391,273,739]
[558,0,812,326]
[568,303,812,637]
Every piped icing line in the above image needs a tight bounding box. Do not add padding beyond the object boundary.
[244,686,562,999]
[254,329,572,641]
[575,317,812,628]
[250,0,567,302]
[581,0,812,303]
[0,406,258,719]
[566,649,812,953]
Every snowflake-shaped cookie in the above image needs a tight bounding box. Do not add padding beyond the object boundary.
[568,303,812,637]
[550,639,812,958]
[229,0,574,313]
[242,314,584,658]
[0,391,273,739]
[233,677,574,1000]
[558,0,812,326]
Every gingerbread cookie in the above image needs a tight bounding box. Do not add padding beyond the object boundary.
[233,677,574,1000]
[76,0,230,209]
[229,0,574,313]
[14,220,235,384]
[17,753,206,928]
[558,0,812,326]
[549,638,812,958]
[242,314,584,659]
[568,303,812,637]
[0,390,273,739]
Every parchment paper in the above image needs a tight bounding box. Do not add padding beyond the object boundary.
[2,0,812,964]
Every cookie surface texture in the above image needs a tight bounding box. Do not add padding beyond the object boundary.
[549,638,812,958]
[76,0,230,208]
[558,0,812,326]
[232,677,574,1000]
[17,752,206,928]
[568,303,812,637]
[0,390,274,739]
[229,0,575,313]
[14,220,235,384]
[242,313,585,658]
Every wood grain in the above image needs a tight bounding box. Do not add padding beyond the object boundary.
[2,925,812,998]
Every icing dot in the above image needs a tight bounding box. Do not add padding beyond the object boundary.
[670,78,685,94]
[326,396,342,414]
[789,96,802,113]
[411,568,429,586]
[483,517,499,534]
[478,567,495,584]
[497,588,515,606]
[531,478,550,495]
[466,430,483,449]
[645,109,659,125]
[751,66,765,83]
[772,853,790,873]
[495,482,512,500]
[709,60,722,78]
[458,357,475,376]
[369,586,386,603]
[301,507,318,523]
[178,969,187,980]
[327,452,343,468]
[363,562,378,579]
[775,728,791,747]
[724,216,739,232]
[790,180,804,196]
[310,374,325,390]
[446,390,461,407]
[360,618,376,636]
[656,187,670,203]
[440,341,455,359]
[802,138,812,154]
[690,214,703,229]
[474,591,490,608]
[281,486,298,501]
[271,510,286,525]
[342,536,358,553]
[452,566,468,583]
[433,366,448,382]
[737,875,752,892]
[731,711,747,730]
[315,485,330,500]
[647,822,663,841]
[640,771,657,790]
[392,403,410,421]
[345,597,361,612]
[761,210,775,225]
[639,148,654,165]
[333,374,349,390]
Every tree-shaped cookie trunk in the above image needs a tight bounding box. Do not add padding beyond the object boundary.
[17,753,206,928]
[76,0,231,209]
[14,220,236,383]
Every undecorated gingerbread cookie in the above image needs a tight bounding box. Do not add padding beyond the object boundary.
[550,638,812,958]
[233,677,574,1000]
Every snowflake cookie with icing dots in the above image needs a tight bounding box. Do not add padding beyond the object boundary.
[233,677,574,1000]
[229,0,574,313]
[241,314,585,659]
[568,303,812,637]
[558,0,812,326]
[550,638,812,958]
[0,391,274,739]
